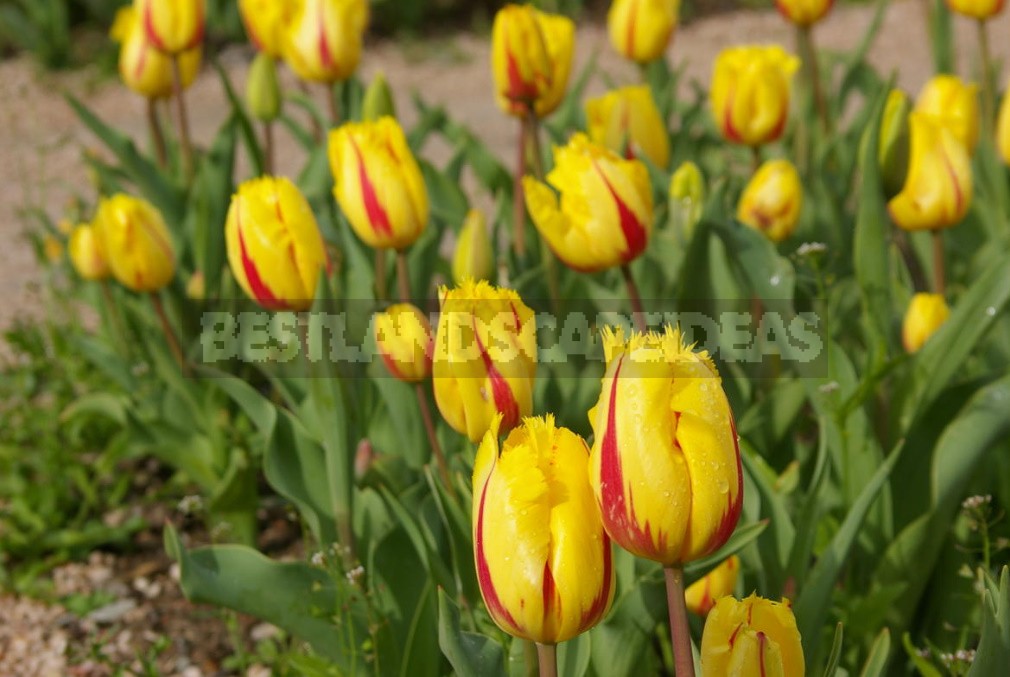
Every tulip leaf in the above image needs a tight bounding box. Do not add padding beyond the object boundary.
[558,632,591,677]
[859,628,891,677]
[901,633,943,677]
[822,623,844,677]
[969,567,1010,676]
[437,588,507,677]
[684,519,769,580]
[212,59,264,178]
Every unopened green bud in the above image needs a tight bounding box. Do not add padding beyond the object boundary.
[246,52,281,122]
[879,89,911,200]
[362,71,396,122]
[669,161,705,240]
[452,210,493,284]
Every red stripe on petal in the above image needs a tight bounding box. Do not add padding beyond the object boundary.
[592,161,647,262]
[542,560,557,624]
[237,208,289,311]
[475,455,522,634]
[580,532,613,628]
[143,2,167,52]
[703,415,744,556]
[317,3,334,70]
[350,138,394,239]
[472,319,520,431]
[758,632,768,677]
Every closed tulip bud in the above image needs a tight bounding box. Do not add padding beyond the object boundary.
[701,595,805,677]
[433,280,537,442]
[68,223,110,281]
[135,0,205,55]
[669,161,705,236]
[711,45,800,147]
[608,0,679,64]
[902,292,950,353]
[915,75,979,152]
[945,0,1005,20]
[523,133,653,273]
[888,112,972,232]
[362,71,397,121]
[374,303,434,382]
[95,194,176,293]
[225,177,327,311]
[491,4,575,118]
[586,85,670,168]
[998,87,1010,165]
[684,555,740,616]
[775,0,834,26]
[246,52,282,122]
[329,117,429,251]
[111,7,201,100]
[240,0,295,58]
[186,270,206,300]
[452,210,493,284]
[473,415,614,643]
[283,0,368,84]
[737,159,803,243]
[879,89,911,200]
[589,326,743,565]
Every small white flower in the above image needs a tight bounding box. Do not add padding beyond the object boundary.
[797,242,827,257]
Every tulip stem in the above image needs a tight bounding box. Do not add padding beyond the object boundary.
[514,114,530,258]
[395,251,412,303]
[526,110,544,179]
[262,120,274,175]
[535,643,557,677]
[375,250,388,301]
[798,26,830,135]
[621,264,647,332]
[932,229,946,297]
[415,384,453,495]
[298,80,324,142]
[977,19,995,133]
[147,98,168,169]
[664,566,696,677]
[751,145,762,174]
[150,293,188,375]
[170,56,194,180]
[327,83,341,127]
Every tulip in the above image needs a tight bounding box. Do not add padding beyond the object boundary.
[608,0,679,64]
[110,6,201,100]
[433,279,537,442]
[225,177,327,311]
[329,117,429,251]
[887,112,972,232]
[239,0,295,58]
[491,4,575,118]
[362,71,397,121]
[186,271,206,300]
[775,0,834,26]
[135,0,205,55]
[588,326,743,565]
[737,159,803,243]
[523,134,653,273]
[452,210,493,284]
[701,595,805,677]
[945,0,1005,20]
[68,223,110,281]
[669,161,705,237]
[879,89,911,200]
[998,88,1010,166]
[473,415,614,644]
[94,195,175,293]
[685,555,740,616]
[711,45,800,146]
[374,303,434,382]
[585,85,670,168]
[247,52,282,122]
[915,75,979,152]
[902,292,950,353]
[283,0,368,84]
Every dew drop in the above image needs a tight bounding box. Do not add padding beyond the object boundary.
[769,274,781,287]
[986,306,997,317]
[717,479,730,495]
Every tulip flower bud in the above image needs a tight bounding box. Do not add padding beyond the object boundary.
[915,75,979,152]
[186,271,206,300]
[586,85,670,168]
[68,223,110,281]
[111,6,201,100]
[669,161,705,238]
[701,595,805,677]
[452,210,493,284]
[362,71,397,121]
[775,0,834,26]
[879,89,911,200]
[491,4,575,118]
[329,117,429,251]
[523,133,653,273]
[945,0,1005,20]
[240,0,295,58]
[225,176,328,311]
[374,303,434,382]
[711,45,800,147]
[608,0,679,64]
[433,280,537,442]
[473,415,614,644]
[684,555,740,616]
[589,326,743,566]
[246,52,282,122]
[737,159,803,243]
[136,0,206,55]
[888,112,972,232]
[998,86,1010,166]
[95,194,176,293]
[283,0,368,84]
[902,292,950,353]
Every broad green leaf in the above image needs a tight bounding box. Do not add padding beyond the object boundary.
[438,589,507,677]
[970,567,1010,676]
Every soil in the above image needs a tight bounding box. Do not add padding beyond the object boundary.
[0,1,1007,673]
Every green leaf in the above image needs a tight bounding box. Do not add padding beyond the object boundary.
[437,589,506,677]
[822,623,844,677]
[902,633,942,677]
[970,567,1010,676]
[860,628,891,677]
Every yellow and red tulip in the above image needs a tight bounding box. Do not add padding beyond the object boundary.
[452,210,493,284]
[134,0,205,55]
[737,159,803,243]
[701,595,805,677]
[585,85,670,168]
[473,415,615,643]
[225,176,327,311]
[945,0,1005,20]
[329,117,429,251]
[902,292,950,354]
[588,326,743,565]
[94,194,176,293]
[374,303,434,383]
[775,0,834,26]
[711,45,800,146]
[998,86,1010,166]
[111,6,201,99]
[433,279,537,442]
[684,555,740,616]
[283,0,368,84]
[68,223,110,281]
[914,74,979,152]
[239,0,295,58]
[523,133,653,273]
[607,0,679,65]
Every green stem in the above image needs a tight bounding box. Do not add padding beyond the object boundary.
[150,292,188,375]
[798,25,830,134]
[514,114,530,258]
[170,56,194,180]
[327,82,341,127]
[664,566,696,677]
[932,229,946,297]
[536,643,557,677]
[263,120,274,175]
[147,98,167,169]
[621,264,647,333]
[978,19,995,134]
[374,250,388,301]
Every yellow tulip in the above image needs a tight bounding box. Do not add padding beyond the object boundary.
[586,85,670,168]
[473,415,614,643]
[134,0,205,55]
[998,87,1010,165]
[374,303,434,383]
[775,0,834,26]
[433,279,537,442]
[915,75,979,151]
[186,270,206,300]
[608,0,679,64]
[887,112,972,232]
[95,194,176,293]
[945,0,1005,20]
[491,4,575,118]
[711,45,800,146]
[240,0,296,58]
[225,176,327,311]
[523,134,653,273]
[737,159,803,243]
[452,210,493,284]
[669,161,705,237]
[329,117,429,251]
[111,7,201,100]
[283,0,368,84]
[68,223,110,281]
[684,555,740,616]
[701,595,805,677]
[902,292,950,353]
[588,326,743,565]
